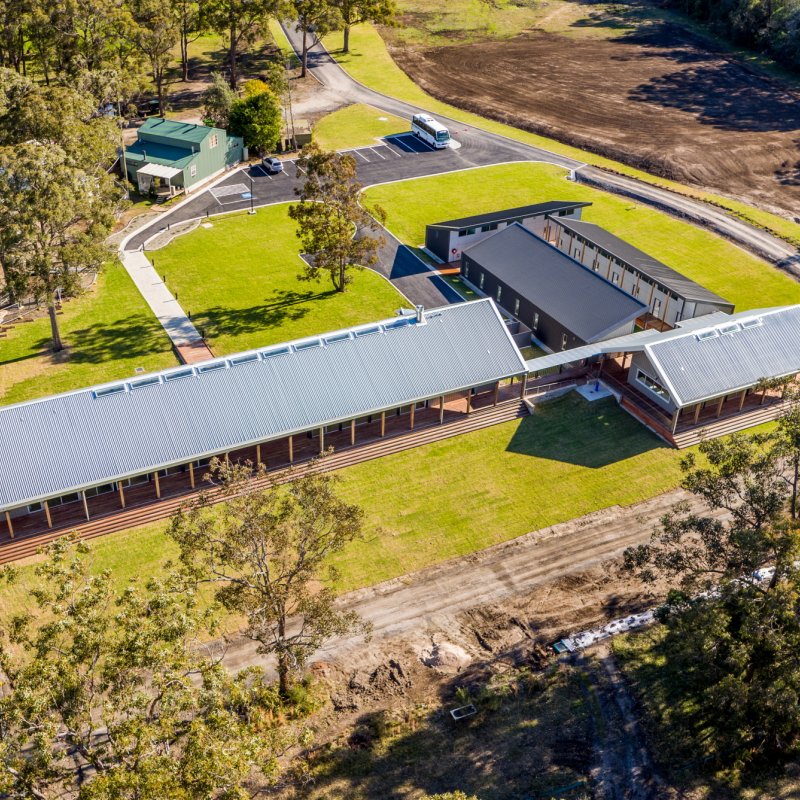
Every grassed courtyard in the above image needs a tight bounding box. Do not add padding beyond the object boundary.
[153,205,406,356]
[362,162,800,312]
[0,262,179,407]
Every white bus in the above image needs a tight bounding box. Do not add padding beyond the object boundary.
[411,113,450,149]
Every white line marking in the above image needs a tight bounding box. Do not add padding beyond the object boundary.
[370,147,386,160]
[352,149,370,162]
[251,164,269,178]
[211,183,249,199]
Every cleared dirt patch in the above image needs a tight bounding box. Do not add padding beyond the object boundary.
[392,22,800,220]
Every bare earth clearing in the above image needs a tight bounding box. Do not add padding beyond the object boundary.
[392,22,800,220]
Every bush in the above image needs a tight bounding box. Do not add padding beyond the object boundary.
[229,88,282,155]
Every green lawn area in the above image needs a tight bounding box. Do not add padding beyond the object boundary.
[323,23,800,248]
[0,394,686,616]
[362,162,800,312]
[154,206,406,356]
[313,103,408,151]
[0,262,178,406]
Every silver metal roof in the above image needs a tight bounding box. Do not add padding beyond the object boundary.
[526,306,800,407]
[645,305,800,406]
[0,299,527,511]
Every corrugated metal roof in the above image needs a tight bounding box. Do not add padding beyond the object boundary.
[0,300,527,511]
[428,201,591,231]
[139,117,219,144]
[645,305,800,406]
[125,141,195,168]
[555,219,733,308]
[464,223,647,343]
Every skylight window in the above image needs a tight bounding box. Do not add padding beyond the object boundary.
[129,375,162,389]
[384,318,412,331]
[261,345,290,359]
[198,361,228,373]
[93,384,127,398]
[294,338,322,351]
[324,332,351,345]
[229,352,260,365]
[718,323,740,335]
[741,318,763,329]
[696,329,718,341]
[355,325,382,337]
[164,368,195,381]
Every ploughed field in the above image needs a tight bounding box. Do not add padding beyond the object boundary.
[391,22,800,220]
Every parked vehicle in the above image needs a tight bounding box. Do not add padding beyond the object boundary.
[262,156,284,173]
[411,113,450,149]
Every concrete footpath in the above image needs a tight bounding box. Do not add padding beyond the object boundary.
[119,250,212,361]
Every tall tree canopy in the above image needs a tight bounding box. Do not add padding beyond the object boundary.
[292,0,342,77]
[332,0,395,53]
[228,83,282,153]
[169,459,370,696]
[624,432,800,767]
[0,537,289,798]
[289,144,385,292]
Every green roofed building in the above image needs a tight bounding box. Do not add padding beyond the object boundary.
[123,118,244,196]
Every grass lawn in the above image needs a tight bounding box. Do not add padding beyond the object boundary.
[0,262,178,406]
[153,206,406,355]
[362,162,800,312]
[323,23,800,248]
[0,394,686,617]
[313,103,408,151]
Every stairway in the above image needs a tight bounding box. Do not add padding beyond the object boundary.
[672,401,787,449]
[0,399,529,564]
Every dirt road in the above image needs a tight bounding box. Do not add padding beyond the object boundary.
[222,486,711,674]
[394,24,800,223]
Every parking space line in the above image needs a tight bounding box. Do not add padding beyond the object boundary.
[385,136,412,153]
[251,164,269,178]
[351,149,370,162]
[370,147,386,160]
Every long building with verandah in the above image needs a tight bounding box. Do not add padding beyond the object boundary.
[0,299,529,539]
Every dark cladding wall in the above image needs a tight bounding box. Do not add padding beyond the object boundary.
[425,227,453,263]
[461,253,586,352]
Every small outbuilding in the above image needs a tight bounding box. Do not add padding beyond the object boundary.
[425,201,590,263]
[460,223,647,351]
[549,218,734,328]
[123,118,243,196]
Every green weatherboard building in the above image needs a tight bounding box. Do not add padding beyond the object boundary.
[124,118,244,196]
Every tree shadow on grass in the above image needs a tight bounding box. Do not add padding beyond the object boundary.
[191,289,333,341]
[505,395,661,468]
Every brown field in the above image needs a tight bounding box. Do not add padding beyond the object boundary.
[392,20,800,220]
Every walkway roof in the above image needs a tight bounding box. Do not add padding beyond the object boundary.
[136,163,183,179]
[428,201,591,231]
[555,218,733,308]
[465,223,646,343]
[0,299,527,511]
[526,305,800,407]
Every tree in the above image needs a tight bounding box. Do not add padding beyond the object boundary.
[169,459,371,696]
[288,144,385,292]
[229,85,282,153]
[204,0,281,88]
[172,0,206,82]
[292,0,342,77]
[623,433,800,766]
[126,0,180,117]
[202,70,238,128]
[0,142,119,351]
[0,536,287,798]
[332,0,395,53]
[770,380,800,520]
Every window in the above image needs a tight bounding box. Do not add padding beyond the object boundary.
[632,284,640,297]
[463,263,470,279]
[558,210,568,217]
[514,297,520,316]
[208,134,218,148]
[479,272,485,289]
[190,164,197,178]
[611,272,619,285]
[561,333,568,351]
[457,226,477,237]
[495,285,502,303]
[27,502,43,513]
[653,299,662,317]
[532,312,539,331]
[574,248,581,258]
[480,223,498,232]
[636,369,670,401]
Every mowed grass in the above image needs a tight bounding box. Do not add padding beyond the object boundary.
[0,262,178,406]
[313,103,408,151]
[324,23,800,247]
[362,162,800,311]
[154,206,405,355]
[0,395,685,617]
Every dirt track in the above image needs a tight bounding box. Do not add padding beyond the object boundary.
[392,22,800,220]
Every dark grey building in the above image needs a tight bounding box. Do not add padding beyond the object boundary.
[425,201,590,264]
[551,218,734,327]
[460,223,647,351]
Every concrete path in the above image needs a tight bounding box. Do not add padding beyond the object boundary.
[119,250,212,356]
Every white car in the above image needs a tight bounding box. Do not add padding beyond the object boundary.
[262,157,283,174]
